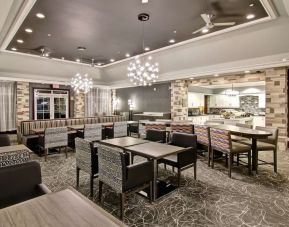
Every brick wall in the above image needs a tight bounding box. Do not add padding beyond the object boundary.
[265,68,288,151]
[16,82,29,125]
[171,80,189,121]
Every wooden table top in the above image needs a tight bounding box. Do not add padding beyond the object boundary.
[0,188,126,227]
[126,142,187,159]
[0,144,32,154]
[210,124,272,138]
[99,137,149,148]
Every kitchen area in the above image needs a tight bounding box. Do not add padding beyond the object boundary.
[187,81,266,127]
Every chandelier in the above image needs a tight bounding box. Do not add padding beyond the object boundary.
[71,47,93,93]
[225,84,240,96]
[127,13,159,86]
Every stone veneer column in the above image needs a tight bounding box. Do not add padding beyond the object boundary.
[16,82,30,125]
[74,92,85,118]
[111,89,116,114]
[265,68,288,151]
[171,80,189,121]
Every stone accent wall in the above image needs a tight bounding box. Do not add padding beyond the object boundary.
[112,89,116,114]
[265,68,288,151]
[74,92,85,118]
[171,80,189,121]
[16,82,29,125]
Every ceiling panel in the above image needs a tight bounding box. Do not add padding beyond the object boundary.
[7,0,268,65]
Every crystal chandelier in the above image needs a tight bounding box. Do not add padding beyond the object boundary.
[127,13,159,86]
[71,47,93,93]
[225,84,240,96]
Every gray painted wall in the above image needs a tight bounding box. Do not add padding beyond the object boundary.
[115,83,171,112]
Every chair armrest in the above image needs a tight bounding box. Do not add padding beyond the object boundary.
[37,183,52,194]
[125,161,153,190]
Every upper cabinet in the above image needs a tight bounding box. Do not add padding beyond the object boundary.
[209,95,240,108]
[188,92,205,108]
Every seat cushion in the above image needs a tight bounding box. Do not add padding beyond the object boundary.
[256,141,276,151]
[231,142,251,153]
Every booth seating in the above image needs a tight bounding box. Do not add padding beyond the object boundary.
[18,116,126,150]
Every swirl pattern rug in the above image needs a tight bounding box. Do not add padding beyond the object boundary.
[32,150,289,227]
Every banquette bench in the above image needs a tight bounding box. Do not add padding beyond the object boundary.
[18,116,127,151]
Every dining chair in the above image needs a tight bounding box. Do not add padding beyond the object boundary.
[171,123,194,134]
[145,122,166,131]
[39,127,68,161]
[158,132,197,187]
[250,126,278,173]
[106,121,128,138]
[210,128,252,178]
[129,121,145,138]
[194,125,211,166]
[98,143,153,220]
[75,138,98,197]
[0,134,11,147]
[77,123,103,142]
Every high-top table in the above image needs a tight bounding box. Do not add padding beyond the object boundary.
[210,124,272,174]
[0,187,126,227]
[126,142,187,201]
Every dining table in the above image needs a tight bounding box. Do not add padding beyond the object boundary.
[0,187,126,227]
[99,136,149,148]
[126,142,187,201]
[210,124,272,174]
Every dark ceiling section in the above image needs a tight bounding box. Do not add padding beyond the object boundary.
[7,0,268,66]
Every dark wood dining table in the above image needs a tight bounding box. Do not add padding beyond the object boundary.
[210,124,272,174]
[126,142,187,201]
[99,136,149,148]
[0,187,126,227]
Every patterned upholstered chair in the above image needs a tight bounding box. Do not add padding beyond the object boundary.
[0,149,31,168]
[158,132,197,186]
[242,126,279,173]
[210,128,252,178]
[39,127,68,161]
[106,121,128,138]
[98,143,153,220]
[145,122,166,131]
[75,138,98,197]
[194,125,211,166]
[77,123,103,143]
[171,123,194,134]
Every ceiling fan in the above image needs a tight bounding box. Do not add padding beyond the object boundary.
[193,14,236,34]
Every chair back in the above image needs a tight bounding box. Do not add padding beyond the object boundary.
[255,126,279,145]
[171,132,197,149]
[194,125,210,146]
[236,123,253,129]
[210,128,231,153]
[145,123,166,131]
[0,134,11,147]
[171,123,194,134]
[98,144,127,193]
[44,127,67,149]
[75,138,98,174]
[0,161,42,209]
[113,121,127,138]
[146,129,166,143]
[84,123,102,141]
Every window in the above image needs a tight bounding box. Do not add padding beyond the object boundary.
[34,89,69,120]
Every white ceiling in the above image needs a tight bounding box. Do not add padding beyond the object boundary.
[0,0,288,87]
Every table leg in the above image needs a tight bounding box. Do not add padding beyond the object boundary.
[153,159,157,201]
[251,138,257,175]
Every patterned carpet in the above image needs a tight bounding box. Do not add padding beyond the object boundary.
[28,147,289,227]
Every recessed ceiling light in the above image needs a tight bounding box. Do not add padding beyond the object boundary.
[125,53,130,57]
[11,47,17,51]
[245,70,250,73]
[249,3,254,7]
[190,77,194,80]
[110,59,115,62]
[282,58,287,62]
[246,14,255,20]
[142,0,149,3]
[76,58,80,62]
[97,63,103,66]
[17,39,24,43]
[214,74,219,77]
[202,28,209,33]
[173,30,177,33]
[61,57,65,60]
[25,28,33,33]
[169,39,175,44]
[36,13,45,19]
[144,47,150,51]
[48,34,51,37]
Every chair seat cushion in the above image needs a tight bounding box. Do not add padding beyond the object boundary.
[231,142,251,153]
[256,141,276,151]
